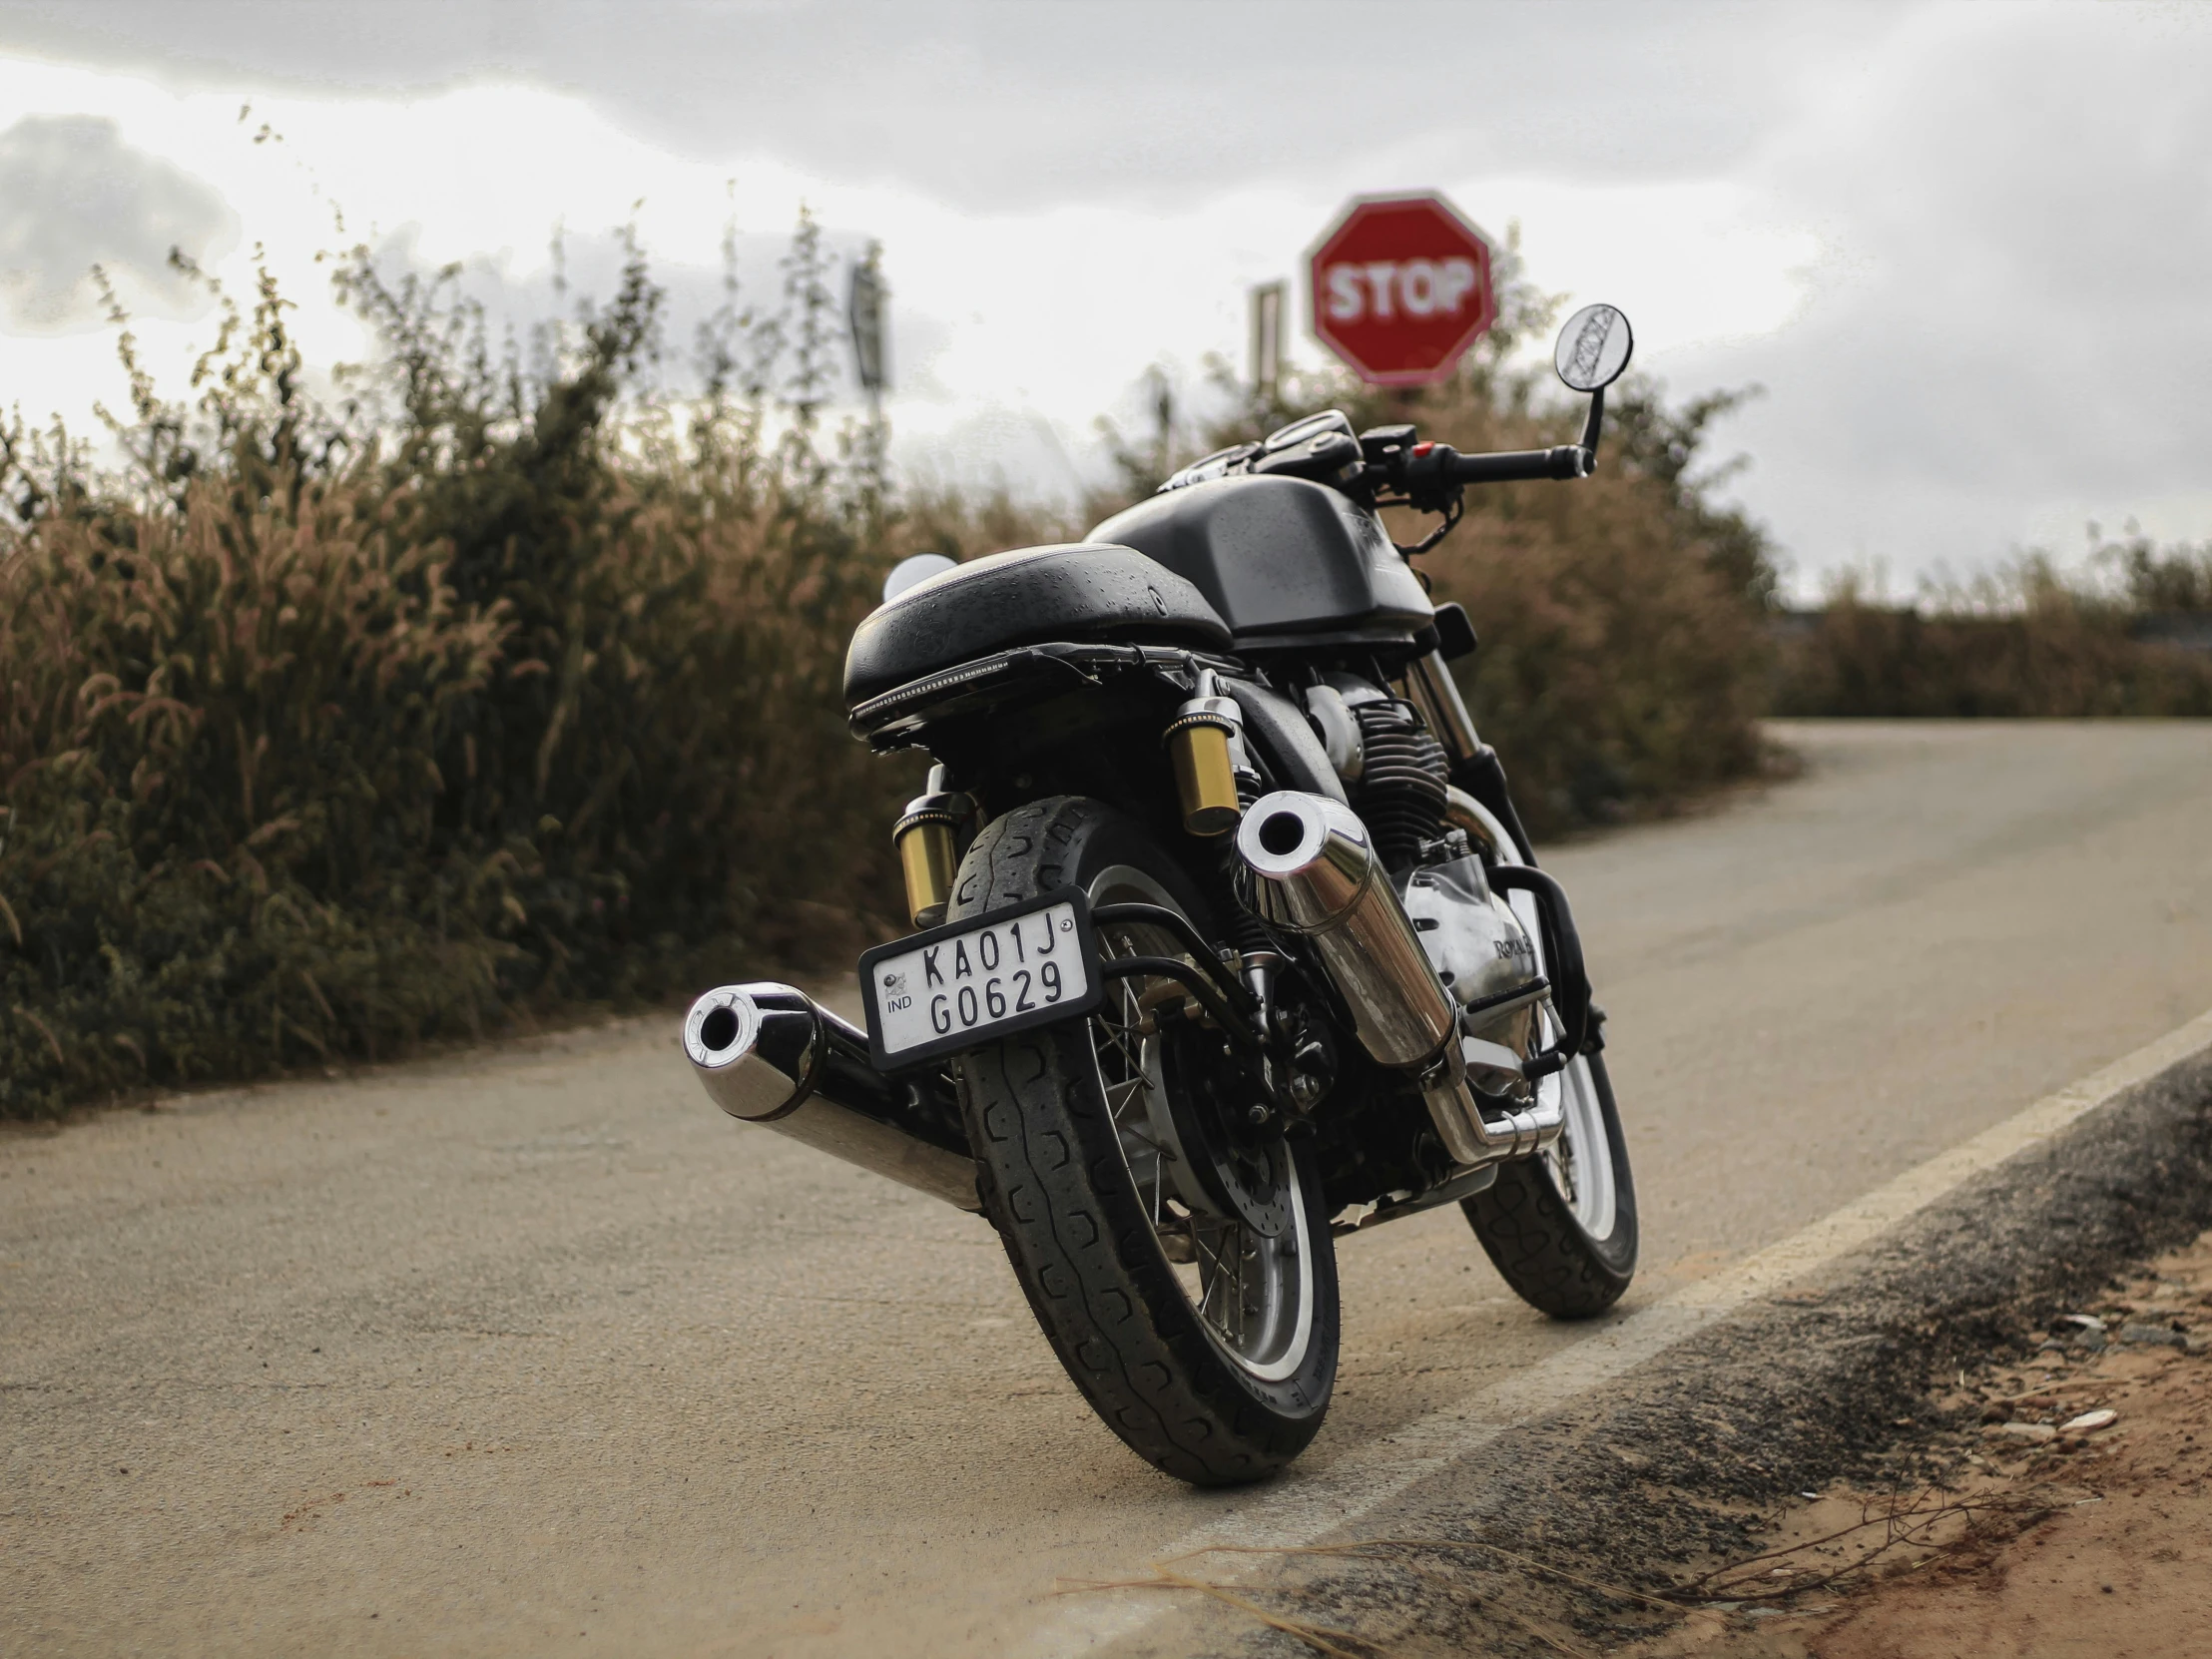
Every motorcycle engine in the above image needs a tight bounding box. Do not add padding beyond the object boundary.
[1308,675,1450,869]
[1305,674,1547,1063]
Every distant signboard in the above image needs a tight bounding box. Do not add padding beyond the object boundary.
[848,249,888,394]
[1308,193,1498,386]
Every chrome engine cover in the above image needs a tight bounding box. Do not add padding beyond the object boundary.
[1395,854,1546,1058]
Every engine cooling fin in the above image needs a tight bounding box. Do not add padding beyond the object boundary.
[1352,700,1449,870]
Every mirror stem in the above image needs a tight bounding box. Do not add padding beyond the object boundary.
[1577,385,1606,470]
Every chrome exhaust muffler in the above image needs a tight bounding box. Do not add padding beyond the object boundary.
[683,983,981,1212]
[1236,793,1459,1067]
[1234,791,1564,1168]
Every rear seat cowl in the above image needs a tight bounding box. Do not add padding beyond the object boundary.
[841,543,1233,709]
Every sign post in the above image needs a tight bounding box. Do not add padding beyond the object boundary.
[846,242,890,500]
[847,243,889,415]
[1248,280,1284,398]
[1307,193,1497,387]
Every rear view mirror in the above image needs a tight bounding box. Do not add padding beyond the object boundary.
[1553,304,1634,393]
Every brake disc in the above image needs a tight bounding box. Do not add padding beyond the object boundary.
[1156,1025,1292,1239]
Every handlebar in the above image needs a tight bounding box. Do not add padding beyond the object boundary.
[1438,444,1592,484]
[1169,387,1609,528]
[1373,439,1589,515]
[1376,381,1607,505]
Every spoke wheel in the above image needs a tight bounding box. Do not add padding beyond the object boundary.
[1089,866,1316,1383]
[950,798,1339,1485]
[1541,1042,1619,1242]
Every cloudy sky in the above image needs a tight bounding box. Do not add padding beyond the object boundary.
[1,0,2206,596]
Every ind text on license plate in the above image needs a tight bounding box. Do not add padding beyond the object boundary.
[859,891,1102,1070]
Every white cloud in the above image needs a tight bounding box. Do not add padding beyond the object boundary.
[1,1,2208,594]
[1671,1,2212,593]
[0,112,236,332]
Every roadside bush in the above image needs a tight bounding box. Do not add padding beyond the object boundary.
[1774,547,2212,718]
[0,228,949,1116]
[0,474,510,1103]
[1,224,1779,1115]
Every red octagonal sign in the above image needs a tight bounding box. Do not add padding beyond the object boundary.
[1309,193,1498,387]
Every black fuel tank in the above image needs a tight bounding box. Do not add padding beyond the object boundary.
[1090,474,1433,645]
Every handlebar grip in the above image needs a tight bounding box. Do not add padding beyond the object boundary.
[1447,445,1591,483]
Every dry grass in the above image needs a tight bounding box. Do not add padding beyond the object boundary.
[0,232,976,1116]
[1674,1483,2058,1605]
[0,228,1787,1116]
[1774,554,2212,718]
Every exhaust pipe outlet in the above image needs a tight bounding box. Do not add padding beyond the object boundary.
[1235,791,1566,1169]
[683,983,981,1212]
[1235,792,1458,1068]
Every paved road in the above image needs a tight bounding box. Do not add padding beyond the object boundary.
[7,722,2211,1657]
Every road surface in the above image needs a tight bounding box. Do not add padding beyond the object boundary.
[7,721,2211,1656]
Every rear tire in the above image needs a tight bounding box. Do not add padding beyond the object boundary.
[950,796,1339,1485]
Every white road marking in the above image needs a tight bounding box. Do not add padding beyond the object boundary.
[1032,1004,2212,1655]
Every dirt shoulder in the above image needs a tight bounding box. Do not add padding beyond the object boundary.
[1092,1238,2212,1659]
[1645,1230,2212,1659]
[1089,1045,2212,1659]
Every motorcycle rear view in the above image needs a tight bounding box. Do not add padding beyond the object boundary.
[683,305,1642,1485]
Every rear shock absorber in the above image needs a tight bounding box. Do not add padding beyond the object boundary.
[1164,670,1247,837]
[1163,671,1277,962]
[893,765,972,928]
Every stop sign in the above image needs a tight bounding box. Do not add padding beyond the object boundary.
[1308,193,1498,386]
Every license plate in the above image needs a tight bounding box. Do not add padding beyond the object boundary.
[862,888,1106,1070]
[859,891,1103,1071]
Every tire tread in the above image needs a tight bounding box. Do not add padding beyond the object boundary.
[1461,1052,1637,1319]
[953,797,1336,1485]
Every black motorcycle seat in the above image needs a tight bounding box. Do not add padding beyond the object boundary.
[843,543,1233,708]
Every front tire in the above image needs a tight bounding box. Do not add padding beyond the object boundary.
[1461,828,1638,1318]
[950,796,1339,1485]
[1461,1045,1638,1317]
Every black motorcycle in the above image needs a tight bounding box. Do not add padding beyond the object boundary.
[684,304,1641,1485]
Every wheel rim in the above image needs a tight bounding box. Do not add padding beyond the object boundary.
[1540,1051,1618,1240]
[1085,864,1318,1383]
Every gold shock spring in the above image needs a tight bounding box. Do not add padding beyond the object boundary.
[893,766,968,928]
[1165,707,1244,836]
